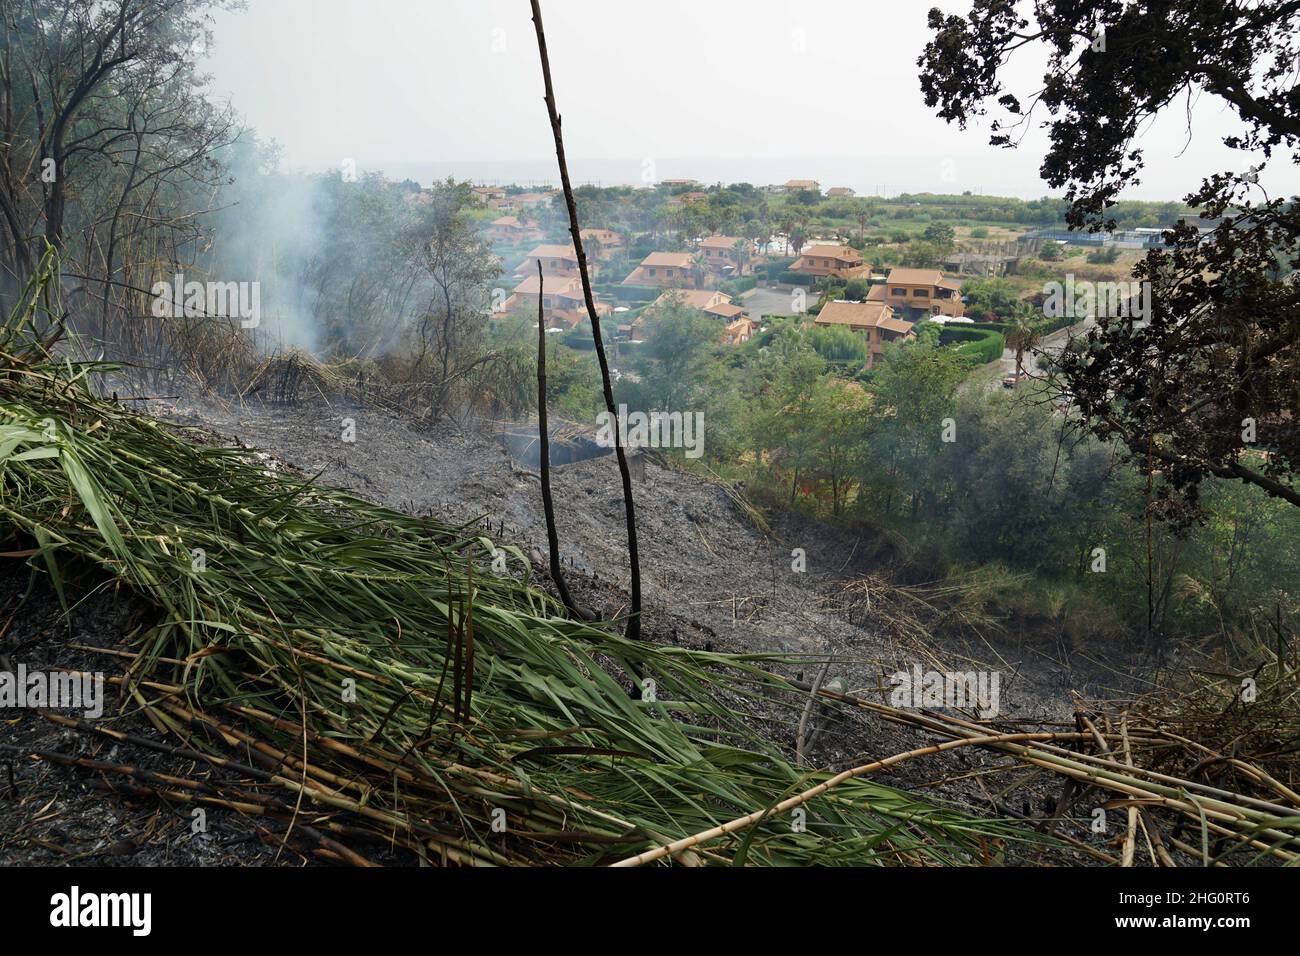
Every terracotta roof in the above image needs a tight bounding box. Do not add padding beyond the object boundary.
[827,187,855,197]
[866,284,888,301]
[813,299,897,329]
[511,275,583,296]
[700,235,748,249]
[885,268,945,286]
[655,289,729,310]
[639,252,695,268]
[522,244,578,259]
[706,302,746,320]
[877,315,914,335]
[785,179,819,189]
[800,244,862,261]
[491,216,522,227]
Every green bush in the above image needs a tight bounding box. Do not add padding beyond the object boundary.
[597,283,661,305]
[721,275,758,296]
[762,257,794,280]
[938,326,1005,365]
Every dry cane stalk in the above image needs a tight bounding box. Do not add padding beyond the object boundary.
[612,731,1074,867]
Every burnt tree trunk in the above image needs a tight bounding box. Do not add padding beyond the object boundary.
[529,0,642,644]
[535,264,579,617]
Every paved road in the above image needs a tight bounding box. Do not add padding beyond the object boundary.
[741,284,804,320]
[970,317,1097,392]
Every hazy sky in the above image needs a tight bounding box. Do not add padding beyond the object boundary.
[202,0,1297,200]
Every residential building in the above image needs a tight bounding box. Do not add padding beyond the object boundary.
[658,178,699,188]
[652,288,743,321]
[789,244,868,280]
[471,186,507,203]
[649,289,754,344]
[826,187,856,198]
[667,190,709,206]
[500,274,609,328]
[512,190,559,209]
[724,316,754,345]
[871,268,965,318]
[515,243,586,278]
[698,235,762,276]
[486,216,543,244]
[784,179,821,194]
[813,299,914,368]
[622,252,700,288]
[942,252,1020,277]
[579,228,624,260]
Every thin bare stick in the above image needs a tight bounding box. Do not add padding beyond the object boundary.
[535,262,579,617]
[529,0,642,642]
[795,660,830,767]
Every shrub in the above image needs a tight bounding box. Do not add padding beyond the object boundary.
[938,326,1004,365]
[1086,245,1120,264]
[721,275,758,296]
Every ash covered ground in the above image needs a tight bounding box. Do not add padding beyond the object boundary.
[1,391,1162,865]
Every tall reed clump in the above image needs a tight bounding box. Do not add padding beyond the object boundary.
[0,256,1022,865]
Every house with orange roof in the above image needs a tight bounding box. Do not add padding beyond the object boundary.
[650,289,754,344]
[827,186,856,198]
[512,190,559,210]
[500,274,609,328]
[784,179,821,194]
[515,243,587,278]
[698,235,763,276]
[622,252,700,288]
[724,316,754,345]
[579,228,623,260]
[486,216,543,244]
[667,191,709,206]
[875,268,965,318]
[790,244,868,280]
[813,299,915,368]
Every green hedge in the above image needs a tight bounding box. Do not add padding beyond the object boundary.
[762,257,795,280]
[949,315,1086,337]
[721,275,758,296]
[595,282,661,305]
[937,326,1005,365]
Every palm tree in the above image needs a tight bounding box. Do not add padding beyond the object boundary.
[731,238,752,278]
[689,253,710,289]
[1005,315,1043,378]
[788,212,811,258]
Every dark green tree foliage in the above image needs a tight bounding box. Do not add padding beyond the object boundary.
[918,0,1300,511]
